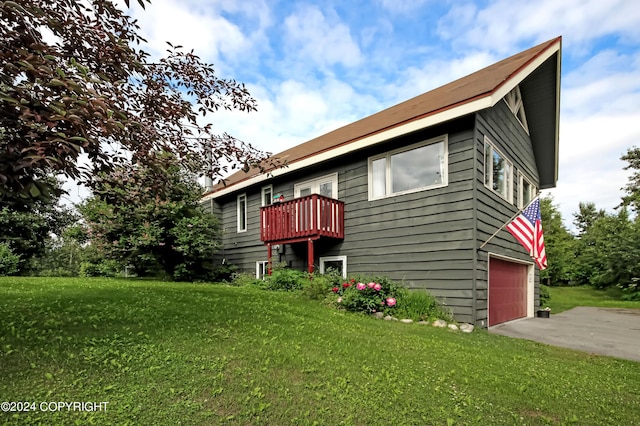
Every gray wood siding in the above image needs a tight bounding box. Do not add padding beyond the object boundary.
[474,102,541,326]
[212,123,478,322]
[333,130,476,323]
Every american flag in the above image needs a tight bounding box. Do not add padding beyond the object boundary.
[506,198,547,270]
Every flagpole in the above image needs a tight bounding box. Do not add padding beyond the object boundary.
[478,195,540,251]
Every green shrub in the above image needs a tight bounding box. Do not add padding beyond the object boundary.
[304,274,334,299]
[0,243,20,276]
[619,278,640,301]
[79,262,101,277]
[79,260,119,278]
[229,272,262,287]
[394,290,453,322]
[539,284,551,306]
[210,263,238,282]
[263,267,308,291]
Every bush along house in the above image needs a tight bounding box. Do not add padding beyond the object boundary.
[201,37,561,328]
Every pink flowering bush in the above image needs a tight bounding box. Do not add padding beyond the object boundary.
[327,274,406,314]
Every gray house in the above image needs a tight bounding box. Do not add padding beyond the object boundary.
[202,37,561,328]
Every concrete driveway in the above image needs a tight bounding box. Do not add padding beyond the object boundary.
[490,306,640,362]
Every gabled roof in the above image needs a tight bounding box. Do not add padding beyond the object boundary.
[205,36,561,199]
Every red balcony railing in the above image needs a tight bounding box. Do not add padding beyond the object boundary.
[260,194,344,244]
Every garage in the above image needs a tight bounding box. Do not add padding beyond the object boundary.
[488,257,530,326]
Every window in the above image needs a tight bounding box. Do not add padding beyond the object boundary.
[237,193,247,232]
[261,185,273,206]
[484,138,513,203]
[319,256,347,278]
[256,261,268,279]
[368,135,447,200]
[518,172,537,208]
[294,173,338,199]
[505,86,529,133]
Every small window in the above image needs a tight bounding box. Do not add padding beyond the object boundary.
[261,185,273,207]
[368,135,447,200]
[484,137,513,203]
[518,172,537,209]
[256,261,268,279]
[319,256,347,278]
[505,86,529,133]
[237,193,247,232]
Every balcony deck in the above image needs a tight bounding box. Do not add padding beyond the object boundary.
[260,194,344,245]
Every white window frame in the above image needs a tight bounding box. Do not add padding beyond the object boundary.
[261,185,273,207]
[294,173,338,199]
[367,135,448,200]
[237,193,247,233]
[319,255,347,278]
[484,137,513,203]
[518,172,537,209]
[504,86,529,134]
[256,261,268,279]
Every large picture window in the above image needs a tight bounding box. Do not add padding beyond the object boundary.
[484,138,513,203]
[368,135,447,200]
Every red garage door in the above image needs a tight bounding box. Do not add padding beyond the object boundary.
[489,257,528,326]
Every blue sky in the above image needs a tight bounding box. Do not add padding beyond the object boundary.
[117,0,640,228]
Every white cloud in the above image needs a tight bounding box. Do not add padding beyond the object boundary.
[376,0,432,14]
[283,5,362,69]
[437,0,640,54]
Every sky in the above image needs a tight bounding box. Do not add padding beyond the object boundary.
[92,0,640,229]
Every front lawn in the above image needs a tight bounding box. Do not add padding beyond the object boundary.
[1,277,639,425]
[547,285,640,313]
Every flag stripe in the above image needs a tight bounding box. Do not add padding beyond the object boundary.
[505,198,547,270]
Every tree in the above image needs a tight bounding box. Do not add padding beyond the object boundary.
[539,195,575,285]
[0,178,76,273]
[573,202,605,237]
[1,0,275,206]
[620,147,640,213]
[80,153,220,281]
[573,208,640,289]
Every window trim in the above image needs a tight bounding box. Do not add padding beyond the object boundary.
[484,137,514,203]
[256,261,268,279]
[237,193,247,233]
[367,134,448,201]
[261,185,273,207]
[319,255,347,278]
[518,172,537,209]
[294,172,338,199]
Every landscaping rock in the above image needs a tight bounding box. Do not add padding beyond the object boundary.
[384,315,394,321]
[372,312,384,319]
[448,323,459,331]
[432,319,447,328]
[400,319,413,324]
[459,323,475,333]
[418,321,430,325]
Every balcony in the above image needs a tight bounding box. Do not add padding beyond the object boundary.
[260,194,345,244]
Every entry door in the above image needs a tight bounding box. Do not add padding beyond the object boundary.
[488,257,529,326]
[294,173,337,199]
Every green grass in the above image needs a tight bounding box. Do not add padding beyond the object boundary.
[547,285,640,313]
[1,277,639,425]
